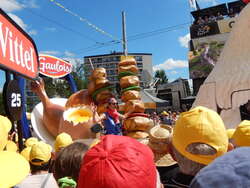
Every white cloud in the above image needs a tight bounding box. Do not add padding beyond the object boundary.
[170,70,178,75]
[39,51,60,56]
[64,51,75,57]
[22,0,39,9]
[28,29,37,36]
[179,33,190,48]
[8,13,27,30]
[63,58,83,68]
[0,0,24,12]
[153,58,188,72]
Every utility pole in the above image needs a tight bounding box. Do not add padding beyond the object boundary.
[122,11,128,56]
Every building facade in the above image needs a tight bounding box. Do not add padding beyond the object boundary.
[84,52,153,87]
[157,78,191,110]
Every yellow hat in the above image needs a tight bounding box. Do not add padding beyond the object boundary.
[54,132,73,152]
[0,122,8,151]
[30,141,52,166]
[0,115,12,133]
[0,151,30,188]
[226,129,235,139]
[25,137,39,147]
[161,111,168,116]
[232,120,250,146]
[5,140,18,152]
[21,147,32,161]
[172,106,228,165]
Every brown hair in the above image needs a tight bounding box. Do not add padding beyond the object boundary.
[53,140,89,182]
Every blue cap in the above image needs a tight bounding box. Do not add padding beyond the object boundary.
[190,147,250,188]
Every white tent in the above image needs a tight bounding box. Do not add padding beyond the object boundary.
[193,4,250,128]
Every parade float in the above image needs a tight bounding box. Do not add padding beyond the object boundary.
[193,3,250,128]
[30,55,154,144]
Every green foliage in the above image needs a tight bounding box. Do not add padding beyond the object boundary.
[154,69,168,84]
[43,60,88,98]
[71,59,88,90]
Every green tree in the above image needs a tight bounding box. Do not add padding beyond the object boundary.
[154,69,168,84]
[71,60,88,90]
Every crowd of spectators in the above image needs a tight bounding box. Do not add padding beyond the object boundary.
[193,6,245,26]
[2,104,250,187]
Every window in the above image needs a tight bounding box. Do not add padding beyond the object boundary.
[135,56,142,61]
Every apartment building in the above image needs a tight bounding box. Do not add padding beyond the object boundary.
[84,52,153,87]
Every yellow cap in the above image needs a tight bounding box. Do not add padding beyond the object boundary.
[172,106,228,165]
[5,140,18,152]
[161,111,169,116]
[0,115,12,133]
[25,137,39,147]
[0,151,30,188]
[232,120,250,146]
[30,141,52,166]
[54,132,73,152]
[21,147,32,161]
[0,123,8,151]
[226,129,235,139]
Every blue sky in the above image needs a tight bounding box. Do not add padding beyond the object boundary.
[0,0,230,89]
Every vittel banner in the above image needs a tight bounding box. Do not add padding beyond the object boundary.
[39,54,73,78]
[0,9,39,80]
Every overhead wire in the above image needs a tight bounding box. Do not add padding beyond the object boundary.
[25,9,100,44]
[72,22,190,55]
[48,0,122,43]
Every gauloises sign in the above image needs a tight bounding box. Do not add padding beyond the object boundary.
[39,54,73,78]
[0,9,39,80]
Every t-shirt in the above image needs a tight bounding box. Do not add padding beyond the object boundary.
[17,173,58,188]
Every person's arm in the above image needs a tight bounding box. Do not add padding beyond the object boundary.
[90,103,106,124]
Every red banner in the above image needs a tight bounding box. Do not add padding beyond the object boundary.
[39,54,73,78]
[0,9,39,80]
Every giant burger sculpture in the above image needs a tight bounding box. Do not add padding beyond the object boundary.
[31,57,153,141]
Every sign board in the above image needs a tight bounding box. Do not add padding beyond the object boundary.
[190,22,220,39]
[189,34,229,79]
[6,80,22,121]
[217,17,236,34]
[39,54,73,78]
[0,9,39,80]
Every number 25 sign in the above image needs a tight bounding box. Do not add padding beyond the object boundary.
[6,80,22,121]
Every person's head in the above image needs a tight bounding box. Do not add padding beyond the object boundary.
[54,140,89,183]
[78,135,162,188]
[29,141,52,174]
[25,137,39,148]
[107,97,118,109]
[54,132,73,153]
[231,120,250,147]
[190,147,250,188]
[170,106,229,175]
[0,118,30,188]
